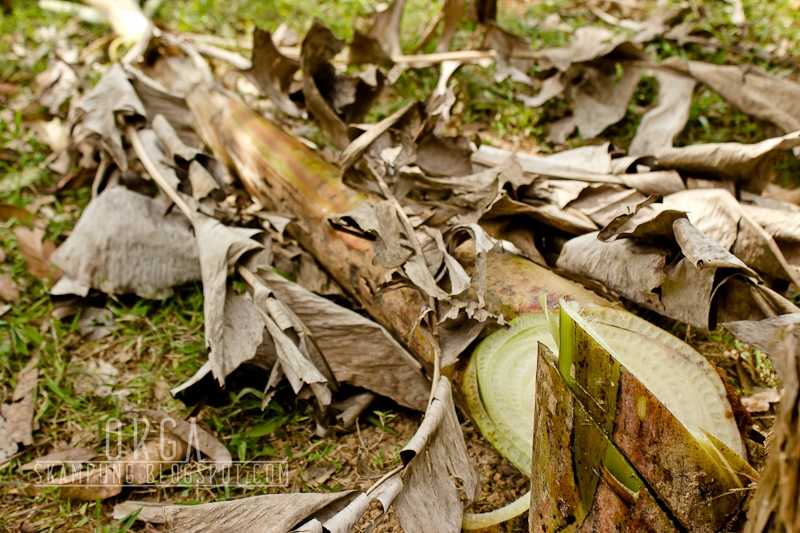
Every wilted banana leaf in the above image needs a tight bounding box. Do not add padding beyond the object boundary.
[179,82,608,371]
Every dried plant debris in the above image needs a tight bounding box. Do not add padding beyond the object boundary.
[723,314,800,533]
[628,68,696,157]
[58,432,189,501]
[654,130,800,193]
[20,447,96,471]
[675,61,800,135]
[3,357,38,446]
[244,27,303,117]
[558,203,800,330]
[51,187,201,299]
[257,271,430,411]
[140,409,232,466]
[165,378,477,533]
[75,63,145,170]
[0,415,19,461]
[164,492,356,533]
[300,20,385,149]
[13,227,61,283]
[394,378,480,533]
[23,6,800,531]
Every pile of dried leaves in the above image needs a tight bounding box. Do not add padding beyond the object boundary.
[4,0,800,531]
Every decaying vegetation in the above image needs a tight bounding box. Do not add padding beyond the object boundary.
[2,0,800,531]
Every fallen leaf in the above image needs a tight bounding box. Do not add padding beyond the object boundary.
[394,377,481,533]
[193,214,262,385]
[76,63,145,171]
[558,213,800,330]
[298,475,403,533]
[331,391,375,428]
[163,492,356,533]
[5,357,38,446]
[0,275,19,303]
[654,130,800,193]
[628,68,696,156]
[112,501,168,524]
[300,20,384,149]
[124,64,200,147]
[572,62,643,140]
[140,409,232,466]
[34,59,78,115]
[51,187,201,299]
[678,61,800,135]
[244,27,303,117]
[261,270,430,411]
[13,227,61,284]
[517,73,564,108]
[536,27,645,73]
[329,200,413,269]
[663,189,800,286]
[740,388,782,413]
[0,415,19,461]
[20,447,95,471]
[251,274,335,409]
[722,314,800,532]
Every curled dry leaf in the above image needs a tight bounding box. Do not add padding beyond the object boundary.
[163,491,356,533]
[535,27,646,73]
[124,65,199,147]
[244,27,303,118]
[663,189,800,286]
[262,270,430,411]
[572,62,643,140]
[558,209,800,330]
[250,273,334,409]
[193,214,262,384]
[394,377,481,533]
[51,187,201,299]
[300,20,384,150]
[76,63,145,170]
[654,130,800,193]
[678,61,800,135]
[628,68,696,157]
